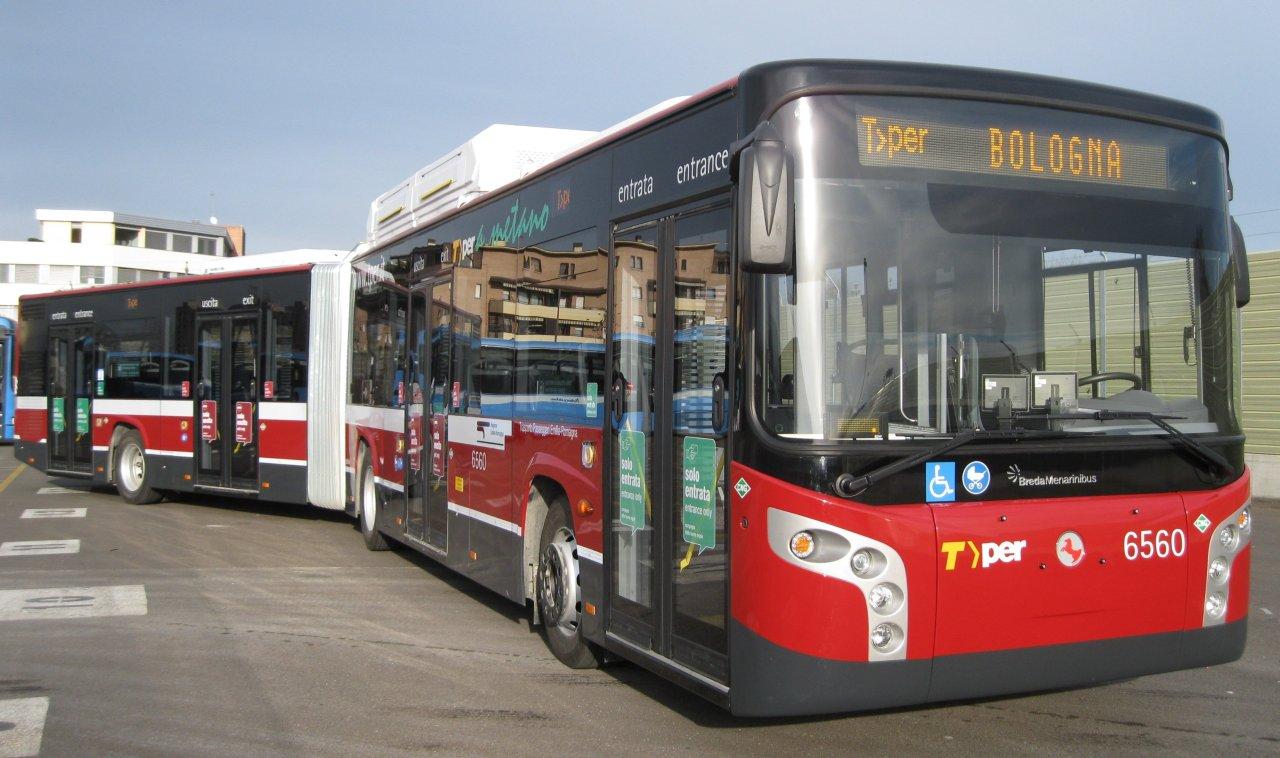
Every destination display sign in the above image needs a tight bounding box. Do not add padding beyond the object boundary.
[856,111,1170,190]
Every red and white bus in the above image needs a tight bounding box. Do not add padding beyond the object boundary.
[17,60,1254,716]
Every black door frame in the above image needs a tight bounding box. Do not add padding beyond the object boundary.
[46,323,95,474]
[194,311,260,491]
[603,194,733,684]
[404,276,451,552]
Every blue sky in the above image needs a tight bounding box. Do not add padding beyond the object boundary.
[2,1,1277,252]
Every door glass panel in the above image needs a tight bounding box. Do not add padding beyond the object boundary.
[670,208,730,673]
[406,290,428,541]
[48,334,69,466]
[196,321,223,479]
[228,317,258,487]
[610,224,658,636]
[426,279,452,550]
[70,330,94,471]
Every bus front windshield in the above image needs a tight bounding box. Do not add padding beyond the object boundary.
[759,95,1240,442]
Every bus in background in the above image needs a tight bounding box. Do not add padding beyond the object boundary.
[17,60,1255,717]
[0,316,15,441]
[13,266,323,501]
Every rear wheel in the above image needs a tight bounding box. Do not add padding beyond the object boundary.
[358,448,389,551]
[114,430,161,504]
[536,503,601,669]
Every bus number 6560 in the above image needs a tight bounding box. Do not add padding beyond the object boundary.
[1123,529,1186,560]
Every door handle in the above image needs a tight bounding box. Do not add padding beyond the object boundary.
[611,377,626,426]
[712,374,726,432]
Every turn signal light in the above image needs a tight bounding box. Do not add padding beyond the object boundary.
[789,531,816,559]
[576,499,594,516]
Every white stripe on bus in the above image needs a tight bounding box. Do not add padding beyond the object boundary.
[373,476,404,492]
[259,402,306,421]
[92,398,161,416]
[577,546,603,564]
[16,396,46,410]
[447,501,523,536]
[146,449,193,457]
[346,404,405,433]
[260,457,306,467]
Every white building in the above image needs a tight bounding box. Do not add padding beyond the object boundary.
[0,209,345,320]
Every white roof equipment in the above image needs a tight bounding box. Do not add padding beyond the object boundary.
[367,125,596,244]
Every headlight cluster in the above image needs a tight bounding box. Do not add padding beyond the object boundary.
[774,515,908,661]
[1204,503,1251,625]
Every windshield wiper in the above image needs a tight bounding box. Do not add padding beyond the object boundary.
[833,428,1064,498]
[1039,410,1232,479]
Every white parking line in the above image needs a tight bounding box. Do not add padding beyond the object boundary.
[35,487,87,496]
[20,508,87,519]
[0,585,147,621]
[0,697,48,757]
[0,540,80,556]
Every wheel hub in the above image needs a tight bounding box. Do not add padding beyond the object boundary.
[539,535,579,629]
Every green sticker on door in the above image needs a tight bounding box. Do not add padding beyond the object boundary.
[618,429,646,530]
[585,382,598,419]
[75,398,90,435]
[682,436,717,550]
[51,398,65,433]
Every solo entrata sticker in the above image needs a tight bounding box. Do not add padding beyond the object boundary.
[618,430,646,530]
[200,401,217,441]
[1056,531,1085,567]
[51,398,65,434]
[681,436,716,550]
[234,402,253,444]
[75,398,90,435]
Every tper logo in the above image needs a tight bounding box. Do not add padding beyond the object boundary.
[1056,531,1085,567]
[940,539,1027,570]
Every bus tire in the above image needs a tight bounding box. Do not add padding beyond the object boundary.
[536,502,601,669]
[358,448,390,551]
[114,430,161,504]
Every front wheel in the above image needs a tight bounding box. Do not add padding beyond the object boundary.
[357,449,389,551]
[536,503,601,669]
[114,430,161,504]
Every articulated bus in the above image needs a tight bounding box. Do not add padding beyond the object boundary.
[15,60,1253,716]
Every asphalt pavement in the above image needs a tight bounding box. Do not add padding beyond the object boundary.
[0,454,1276,756]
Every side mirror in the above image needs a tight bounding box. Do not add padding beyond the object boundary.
[735,121,794,273]
[1230,217,1249,308]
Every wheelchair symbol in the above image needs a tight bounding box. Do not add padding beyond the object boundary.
[925,461,956,502]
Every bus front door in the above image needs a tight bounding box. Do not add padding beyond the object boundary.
[195,314,260,491]
[47,325,94,474]
[405,279,451,551]
[607,201,731,685]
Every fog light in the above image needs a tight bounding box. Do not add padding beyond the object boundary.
[867,582,903,615]
[1236,507,1251,535]
[870,622,903,652]
[1208,557,1230,584]
[1205,591,1227,618]
[1217,525,1239,552]
[850,547,885,578]
[789,531,816,559]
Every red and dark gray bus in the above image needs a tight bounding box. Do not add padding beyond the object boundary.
[17,60,1253,716]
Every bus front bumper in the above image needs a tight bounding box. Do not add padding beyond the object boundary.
[727,618,1247,717]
